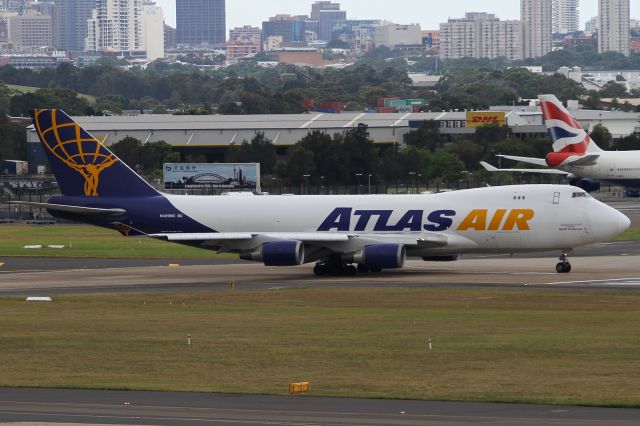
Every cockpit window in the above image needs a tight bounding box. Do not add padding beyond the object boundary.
[572,192,591,198]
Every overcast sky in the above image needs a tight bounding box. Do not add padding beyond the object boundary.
[156,0,638,32]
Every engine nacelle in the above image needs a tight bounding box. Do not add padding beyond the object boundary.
[422,255,460,262]
[345,244,406,269]
[240,241,305,266]
[569,177,601,193]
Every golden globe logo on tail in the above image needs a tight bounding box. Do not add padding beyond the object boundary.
[33,109,118,196]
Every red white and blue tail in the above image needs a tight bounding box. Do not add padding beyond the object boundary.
[539,95,602,153]
[539,95,602,167]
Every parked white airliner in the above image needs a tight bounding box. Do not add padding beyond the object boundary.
[16,109,629,275]
[481,94,640,193]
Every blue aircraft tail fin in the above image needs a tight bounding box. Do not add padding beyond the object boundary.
[31,109,159,198]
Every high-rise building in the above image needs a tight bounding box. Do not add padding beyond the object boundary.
[310,1,339,20]
[140,0,164,60]
[176,0,225,47]
[598,0,630,56]
[51,0,95,53]
[552,0,579,34]
[319,9,346,41]
[227,25,261,61]
[164,23,176,49]
[440,13,523,61]
[86,0,144,56]
[2,0,29,13]
[585,16,597,32]
[309,1,345,40]
[229,25,261,44]
[262,15,310,44]
[375,23,422,50]
[0,17,8,43]
[522,0,552,58]
[8,9,52,48]
[35,0,54,17]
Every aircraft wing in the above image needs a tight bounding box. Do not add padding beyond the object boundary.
[480,161,570,175]
[497,155,548,167]
[149,232,449,249]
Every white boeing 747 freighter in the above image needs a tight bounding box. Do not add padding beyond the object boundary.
[16,109,630,275]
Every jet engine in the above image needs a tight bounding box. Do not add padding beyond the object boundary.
[344,244,406,269]
[240,241,305,266]
[569,177,600,193]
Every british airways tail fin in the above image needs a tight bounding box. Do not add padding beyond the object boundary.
[538,95,602,154]
[31,109,159,198]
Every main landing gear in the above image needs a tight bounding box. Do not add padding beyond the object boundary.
[313,262,357,276]
[313,255,381,276]
[555,250,572,273]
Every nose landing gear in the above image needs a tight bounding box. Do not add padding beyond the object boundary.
[556,250,572,273]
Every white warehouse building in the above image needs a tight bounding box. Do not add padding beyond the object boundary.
[25,108,640,173]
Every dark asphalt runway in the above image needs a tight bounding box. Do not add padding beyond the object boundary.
[1,240,639,273]
[2,242,640,296]
[0,388,638,425]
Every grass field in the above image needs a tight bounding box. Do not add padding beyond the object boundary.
[616,228,640,241]
[6,84,96,104]
[0,224,234,259]
[1,288,639,406]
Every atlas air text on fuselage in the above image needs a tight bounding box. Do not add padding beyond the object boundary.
[317,208,535,232]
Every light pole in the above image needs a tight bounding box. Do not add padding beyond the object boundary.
[461,171,472,189]
[320,175,325,195]
[367,174,372,194]
[355,173,362,194]
[303,174,310,195]
[408,171,416,194]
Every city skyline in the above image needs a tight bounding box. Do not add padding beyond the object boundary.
[154,0,639,31]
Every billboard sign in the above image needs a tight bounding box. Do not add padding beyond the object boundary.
[466,111,506,128]
[164,163,260,191]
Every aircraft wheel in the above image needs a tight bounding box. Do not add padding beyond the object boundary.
[345,265,357,276]
[357,264,370,273]
[313,264,326,276]
[370,267,382,273]
[326,263,342,276]
[556,262,571,273]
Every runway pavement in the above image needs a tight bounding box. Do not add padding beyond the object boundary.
[0,388,639,426]
[2,242,640,295]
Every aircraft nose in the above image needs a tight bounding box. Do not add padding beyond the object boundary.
[617,211,631,234]
[602,206,630,238]
[591,202,630,241]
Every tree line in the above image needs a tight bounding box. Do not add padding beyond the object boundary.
[103,121,640,188]
[1,47,639,119]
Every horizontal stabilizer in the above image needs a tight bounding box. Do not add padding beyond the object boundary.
[9,201,126,216]
[566,154,599,167]
[480,161,569,175]
[497,154,549,167]
[479,161,498,172]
